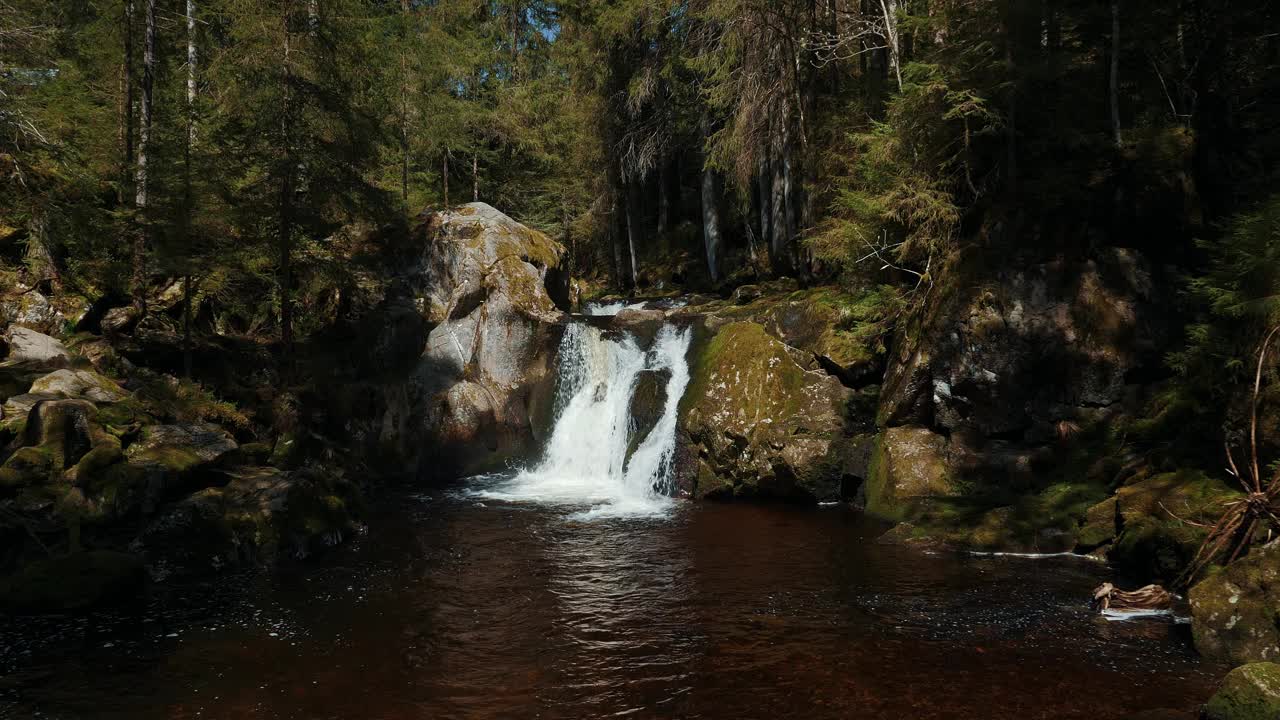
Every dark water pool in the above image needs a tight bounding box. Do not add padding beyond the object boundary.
[0,484,1221,719]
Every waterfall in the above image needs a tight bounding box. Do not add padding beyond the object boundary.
[476,322,693,518]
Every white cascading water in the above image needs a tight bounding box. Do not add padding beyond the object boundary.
[476,322,693,518]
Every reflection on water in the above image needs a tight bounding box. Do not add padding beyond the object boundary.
[0,486,1221,720]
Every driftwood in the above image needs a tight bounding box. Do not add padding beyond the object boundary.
[1091,582,1174,613]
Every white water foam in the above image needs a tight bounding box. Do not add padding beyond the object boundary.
[473,322,693,519]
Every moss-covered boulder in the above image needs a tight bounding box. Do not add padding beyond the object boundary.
[0,445,54,489]
[1202,663,1280,720]
[134,466,361,579]
[865,426,954,520]
[29,368,126,403]
[0,550,146,614]
[414,203,568,478]
[1190,543,1280,666]
[1082,470,1239,581]
[677,321,856,501]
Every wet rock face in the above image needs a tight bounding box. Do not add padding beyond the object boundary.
[866,426,955,520]
[1202,662,1280,720]
[1191,542,1280,666]
[880,248,1167,439]
[413,203,568,478]
[676,321,857,502]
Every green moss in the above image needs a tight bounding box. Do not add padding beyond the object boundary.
[0,445,55,488]
[1204,663,1280,720]
[1109,470,1239,581]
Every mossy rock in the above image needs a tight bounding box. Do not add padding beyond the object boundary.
[0,445,55,489]
[679,321,854,501]
[1190,542,1280,666]
[0,550,146,614]
[1108,470,1239,581]
[1203,663,1280,720]
[865,426,954,520]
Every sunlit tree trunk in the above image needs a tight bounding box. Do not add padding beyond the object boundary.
[132,0,156,315]
[625,181,640,287]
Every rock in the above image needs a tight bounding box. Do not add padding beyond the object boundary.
[0,289,65,335]
[100,306,139,335]
[1,327,69,367]
[0,550,147,614]
[414,203,568,477]
[731,284,762,304]
[19,399,107,475]
[1190,542,1280,666]
[1099,470,1239,582]
[29,369,126,403]
[677,321,856,501]
[877,248,1169,467]
[125,423,238,468]
[866,426,954,520]
[0,446,54,489]
[1202,663,1280,720]
[134,466,361,579]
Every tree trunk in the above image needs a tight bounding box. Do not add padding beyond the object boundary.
[442,149,449,207]
[132,0,156,315]
[625,182,640,288]
[770,125,790,273]
[279,13,296,375]
[757,155,772,256]
[1109,0,1122,147]
[700,161,722,285]
[472,151,479,202]
[119,0,134,207]
[878,0,903,91]
[1003,0,1019,195]
[656,162,669,236]
[183,0,197,378]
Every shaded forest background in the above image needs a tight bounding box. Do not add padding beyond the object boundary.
[2,0,1279,470]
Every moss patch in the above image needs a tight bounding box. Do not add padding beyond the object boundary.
[1203,663,1280,720]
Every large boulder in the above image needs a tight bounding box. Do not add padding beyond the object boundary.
[99,423,240,516]
[1191,542,1280,666]
[879,248,1168,452]
[1202,662,1280,720]
[1081,470,1240,581]
[676,321,857,501]
[865,425,955,519]
[413,203,568,477]
[1,326,69,368]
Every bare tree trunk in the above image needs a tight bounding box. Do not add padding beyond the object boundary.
[442,149,449,207]
[656,162,669,236]
[119,0,134,207]
[279,13,296,376]
[770,126,790,273]
[878,0,903,91]
[625,182,639,288]
[183,0,197,378]
[1109,0,1122,147]
[1003,0,1018,195]
[472,151,479,202]
[132,0,156,316]
[700,162,722,285]
[757,155,772,256]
